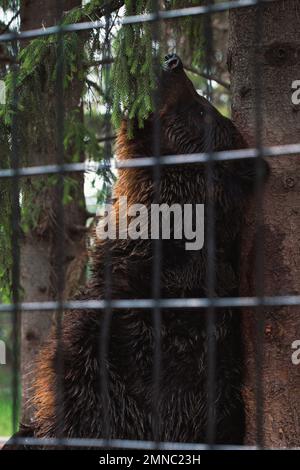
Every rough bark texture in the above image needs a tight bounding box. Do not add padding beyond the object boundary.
[228,0,300,447]
[20,0,87,425]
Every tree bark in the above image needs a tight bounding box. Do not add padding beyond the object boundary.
[228,0,300,447]
[20,0,87,425]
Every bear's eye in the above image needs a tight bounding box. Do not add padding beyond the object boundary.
[194,107,204,118]
[191,101,204,117]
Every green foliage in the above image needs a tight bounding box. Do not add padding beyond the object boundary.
[0,30,91,294]
[0,366,14,436]
[0,2,112,301]
[64,109,105,163]
[111,0,157,132]
[0,119,12,303]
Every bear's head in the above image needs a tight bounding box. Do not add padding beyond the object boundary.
[159,53,246,155]
[117,53,246,160]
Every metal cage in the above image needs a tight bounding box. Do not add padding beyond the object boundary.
[0,0,298,450]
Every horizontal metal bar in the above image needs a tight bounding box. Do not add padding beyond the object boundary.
[5,435,300,450]
[0,295,300,313]
[0,0,276,43]
[4,435,258,450]
[0,143,299,179]
[122,0,269,24]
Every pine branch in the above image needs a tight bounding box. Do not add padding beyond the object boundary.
[86,78,103,95]
[183,64,230,90]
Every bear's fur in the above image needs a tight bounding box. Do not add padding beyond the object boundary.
[5,54,266,449]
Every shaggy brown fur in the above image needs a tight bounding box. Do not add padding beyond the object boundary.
[4,54,268,449]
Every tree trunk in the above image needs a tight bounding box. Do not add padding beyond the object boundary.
[228,0,300,447]
[20,0,87,425]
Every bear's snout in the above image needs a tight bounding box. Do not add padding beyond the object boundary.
[163,53,183,71]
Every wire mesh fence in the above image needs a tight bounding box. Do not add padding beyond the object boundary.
[0,0,298,451]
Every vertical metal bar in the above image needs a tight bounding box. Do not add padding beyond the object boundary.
[204,0,217,446]
[151,0,162,445]
[53,3,66,443]
[253,0,265,449]
[99,9,113,442]
[10,34,21,436]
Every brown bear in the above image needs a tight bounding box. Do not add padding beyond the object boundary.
[5,53,267,449]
